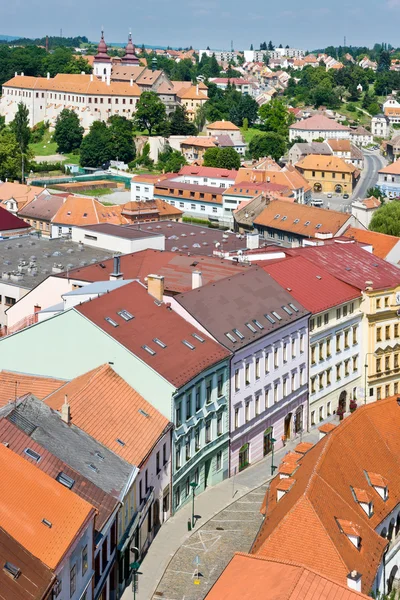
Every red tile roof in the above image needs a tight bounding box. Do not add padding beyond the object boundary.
[287,243,400,291]
[0,419,116,532]
[57,249,253,293]
[205,553,370,599]
[0,205,30,232]
[76,281,230,388]
[290,115,350,132]
[178,165,238,179]
[45,365,170,466]
[253,396,400,593]
[262,256,360,314]
[0,371,66,407]
[343,227,399,260]
[379,159,400,175]
[319,422,337,434]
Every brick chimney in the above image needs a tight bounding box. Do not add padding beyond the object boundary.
[147,274,164,302]
[61,395,71,425]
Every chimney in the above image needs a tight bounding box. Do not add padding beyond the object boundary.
[110,255,123,280]
[47,72,50,79]
[347,571,362,593]
[196,83,199,94]
[61,395,71,425]
[147,274,164,302]
[365,280,373,291]
[21,72,24,77]
[14,71,17,77]
[106,74,110,86]
[90,74,93,82]
[192,271,203,289]
[246,232,259,250]
[130,78,133,87]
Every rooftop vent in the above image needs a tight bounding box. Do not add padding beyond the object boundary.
[24,448,41,462]
[56,472,75,489]
[304,221,310,226]
[139,409,150,418]
[42,519,52,528]
[118,310,134,321]
[88,463,99,473]
[105,317,119,327]
[3,562,20,580]
[116,438,126,446]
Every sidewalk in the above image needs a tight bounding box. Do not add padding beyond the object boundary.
[122,429,320,600]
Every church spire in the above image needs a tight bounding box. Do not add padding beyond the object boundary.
[94,28,111,63]
[121,30,140,66]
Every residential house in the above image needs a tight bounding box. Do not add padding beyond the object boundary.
[252,397,400,596]
[350,126,373,147]
[263,256,362,427]
[130,173,173,202]
[18,190,66,236]
[0,205,32,238]
[384,106,400,127]
[344,227,400,265]
[0,181,46,214]
[295,154,360,194]
[236,166,312,204]
[326,139,364,169]
[289,114,351,143]
[205,554,371,599]
[173,165,237,188]
[253,200,358,247]
[371,114,390,139]
[359,56,377,70]
[154,179,224,222]
[210,79,251,94]
[376,158,400,197]
[180,136,218,163]
[0,439,97,600]
[385,134,400,162]
[288,142,332,165]
[206,121,244,145]
[121,199,183,223]
[175,85,208,121]
[0,279,232,514]
[292,243,400,402]
[223,182,292,227]
[351,196,382,229]
[173,268,309,472]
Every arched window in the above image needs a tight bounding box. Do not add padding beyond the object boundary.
[103,68,107,75]
[239,443,250,472]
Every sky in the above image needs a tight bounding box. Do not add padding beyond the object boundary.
[2,0,400,51]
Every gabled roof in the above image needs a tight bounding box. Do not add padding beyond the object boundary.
[178,165,238,179]
[180,136,217,148]
[206,553,370,599]
[379,158,400,175]
[206,120,240,131]
[327,139,352,152]
[253,396,400,593]
[57,248,253,293]
[0,371,66,407]
[0,441,95,570]
[45,365,170,466]
[0,419,117,532]
[262,256,360,314]
[177,85,208,100]
[0,182,46,210]
[175,268,308,352]
[290,114,350,132]
[52,195,129,226]
[343,227,400,259]
[19,192,65,221]
[0,527,55,600]
[76,281,230,388]
[254,200,351,237]
[0,205,30,232]
[288,243,400,291]
[236,167,312,193]
[121,198,183,218]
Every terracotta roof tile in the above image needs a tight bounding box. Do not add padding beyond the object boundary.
[0,371,65,407]
[352,488,372,504]
[0,443,95,569]
[379,158,400,175]
[0,182,46,210]
[296,154,356,174]
[318,422,337,433]
[294,442,314,454]
[52,195,129,226]
[5,73,141,97]
[276,477,295,491]
[367,472,387,488]
[290,114,350,131]
[206,120,240,131]
[45,365,170,466]
[179,165,237,179]
[343,227,399,260]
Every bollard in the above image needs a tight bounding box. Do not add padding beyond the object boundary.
[187,518,192,531]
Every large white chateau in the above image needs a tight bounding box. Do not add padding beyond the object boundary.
[0,32,207,130]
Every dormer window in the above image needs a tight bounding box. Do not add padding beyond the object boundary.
[365,471,388,501]
[351,487,373,518]
[337,518,361,549]
[276,477,295,501]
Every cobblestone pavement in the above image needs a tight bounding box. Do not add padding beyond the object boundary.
[151,484,268,599]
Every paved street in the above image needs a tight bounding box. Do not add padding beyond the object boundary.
[122,428,320,600]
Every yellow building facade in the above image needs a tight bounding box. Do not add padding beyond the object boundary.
[295,154,359,194]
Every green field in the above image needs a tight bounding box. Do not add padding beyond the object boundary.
[30,131,80,165]
[240,127,261,144]
[81,188,113,197]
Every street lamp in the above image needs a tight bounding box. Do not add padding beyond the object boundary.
[364,352,378,404]
[130,547,142,600]
[190,482,197,528]
[270,437,277,476]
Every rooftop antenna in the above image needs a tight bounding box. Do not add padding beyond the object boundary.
[60,28,62,38]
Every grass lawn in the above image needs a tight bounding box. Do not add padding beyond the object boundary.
[81,188,113,197]
[240,127,260,144]
[30,130,58,156]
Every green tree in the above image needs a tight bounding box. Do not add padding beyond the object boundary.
[194,104,207,132]
[370,201,400,236]
[11,102,30,182]
[53,109,84,153]
[203,147,221,167]
[209,53,221,77]
[216,147,241,170]
[242,117,248,131]
[259,99,295,138]
[108,115,135,163]
[0,128,23,180]
[157,144,186,172]
[80,121,113,168]
[377,50,391,72]
[249,132,287,161]
[169,106,196,135]
[134,91,167,135]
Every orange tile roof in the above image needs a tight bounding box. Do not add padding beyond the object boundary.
[384,107,400,116]
[254,199,350,236]
[177,86,208,100]
[0,371,65,407]
[276,477,295,492]
[0,443,95,569]
[328,139,352,152]
[52,195,129,226]
[318,422,337,433]
[181,136,217,148]
[252,396,400,593]
[122,198,183,218]
[357,196,381,209]
[296,154,357,174]
[236,167,312,193]
[0,182,46,210]
[343,227,399,259]
[4,73,141,97]
[205,553,370,599]
[290,114,350,132]
[379,158,400,175]
[353,488,372,504]
[278,462,298,476]
[44,365,170,466]
[206,120,240,131]
[294,442,314,455]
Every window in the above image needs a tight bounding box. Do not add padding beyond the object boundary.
[175,444,181,469]
[395,353,399,369]
[255,395,260,416]
[283,342,288,363]
[217,413,223,435]
[245,401,250,423]
[343,305,348,317]
[195,386,201,411]
[327,368,332,386]
[185,436,191,461]
[206,380,212,403]
[245,363,250,385]
[349,303,354,313]
[300,334,305,353]
[274,348,279,368]
[385,384,390,398]
[319,373,324,390]
[205,420,211,443]
[311,346,316,365]
[310,319,315,332]
[376,298,381,309]
[145,469,149,492]
[317,315,322,328]
[385,325,390,340]
[195,427,200,451]
[345,359,350,377]
[311,411,315,425]
[385,296,389,308]
[336,308,342,320]
[395,324,399,338]
[255,357,260,380]
[265,352,270,373]
[319,406,324,422]
[336,333,341,353]
[353,356,358,371]
[216,451,222,471]
[283,377,288,396]
[175,487,180,508]
[291,371,296,392]
[82,545,88,576]
[264,388,270,408]
[274,383,278,403]
[344,330,349,349]
[235,368,240,392]
[163,442,167,465]
[217,373,223,397]
[176,403,182,426]
[4,296,16,306]
[385,355,390,371]
[326,338,331,357]
[376,327,382,342]
[70,564,76,597]
[234,407,239,429]
[319,342,324,361]
[156,451,160,474]
[377,387,381,400]
[292,338,296,359]
[352,326,357,345]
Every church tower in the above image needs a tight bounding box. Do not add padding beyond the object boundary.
[121,32,140,66]
[93,29,112,82]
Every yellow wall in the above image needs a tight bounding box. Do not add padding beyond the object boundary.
[299,168,354,193]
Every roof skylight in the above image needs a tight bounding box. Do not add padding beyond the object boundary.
[282,306,293,315]
[253,319,264,330]
[182,340,195,350]
[246,322,257,333]
[233,328,245,339]
[153,338,167,348]
[142,345,156,356]
[192,333,205,343]
[24,448,41,462]
[289,303,299,312]
[118,310,134,321]
[271,311,282,321]
[56,472,75,489]
[225,332,237,343]
[265,314,276,324]
[105,317,119,327]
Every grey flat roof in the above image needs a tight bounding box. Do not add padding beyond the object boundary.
[77,222,164,240]
[0,234,115,290]
[62,279,134,297]
[2,396,134,498]
[125,221,250,256]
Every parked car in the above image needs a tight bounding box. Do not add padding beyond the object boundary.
[343,194,349,199]
[327,193,332,198]
[310,199,324,207]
